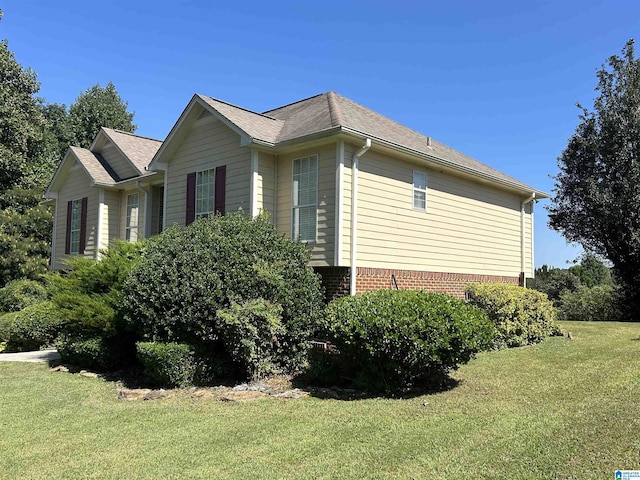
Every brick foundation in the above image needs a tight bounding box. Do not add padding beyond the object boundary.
[314,267,351,303]
[314,266,521,302]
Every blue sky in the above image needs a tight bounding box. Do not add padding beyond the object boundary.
[2,0,638,268]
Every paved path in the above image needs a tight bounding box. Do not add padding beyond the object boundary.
[0,349,61,363]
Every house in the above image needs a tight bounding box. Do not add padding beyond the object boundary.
[45,92,549,300]
[44,127,163,268]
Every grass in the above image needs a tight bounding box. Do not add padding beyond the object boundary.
[0,321,639,479]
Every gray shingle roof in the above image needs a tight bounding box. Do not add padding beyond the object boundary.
[198,95,283,145]
[265,92,543,194]
[102,128,162,173]
[191,92,545,195]
[70,146,116,185]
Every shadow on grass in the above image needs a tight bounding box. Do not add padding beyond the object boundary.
[291,373,461,401]
[45,358,462,401]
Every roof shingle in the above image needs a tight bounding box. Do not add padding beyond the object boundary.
[102,128,162,173]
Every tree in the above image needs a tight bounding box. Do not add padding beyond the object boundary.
[68,82,136,148]
[0,36,55,286]
[567,253,613,288]
[548,39,640,314]
[40,102,74,163]
[0,41,51,197]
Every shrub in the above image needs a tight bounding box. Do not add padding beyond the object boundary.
[0,279,48,312]
[0,312,17,351]
[47,241,145,369]
[216,299,285,379]
[55,333,114,370]
[466,283,558,348]
[7,301,63,351]
[121,213,325,380]
[319,290,494,393]
[557,284,622,321]
[136,342,197,388]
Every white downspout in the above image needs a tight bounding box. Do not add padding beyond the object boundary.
[96,188,104,260]
[350,138,372,295]
[250,149,259,217]
[521,192,535,288]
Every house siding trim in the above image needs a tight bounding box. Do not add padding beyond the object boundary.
[250,149,258,217]
[96,188,105,260]
[335,140,344,266]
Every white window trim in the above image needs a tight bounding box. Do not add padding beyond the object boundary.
[69,199,82,254]
[125,193,139,242]
[195,168,216,219]
[292,154,318,242]
[412,170,428,211]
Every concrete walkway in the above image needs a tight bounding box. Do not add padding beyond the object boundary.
[0,349,61,363]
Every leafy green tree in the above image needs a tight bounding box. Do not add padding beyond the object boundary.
[548,39,640,313]
[0,41,51,196]
[68,82,136,148]
[40,102,74,163]
[528,265,581,303]
[0,34,54,286]
[568,253,612,288]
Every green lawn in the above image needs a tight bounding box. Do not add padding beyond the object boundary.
[1,321,639,479]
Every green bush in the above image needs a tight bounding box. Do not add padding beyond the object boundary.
[557,284,622,321]
[7,301,63,351]
[319,290,494,393]
[47,241,145,369]
[0,279,48,312]
[0,312,17,351]
[466,283,558,348]
[136,342,197,388]
[122,213,325,380]
[216,299,285,379]
[55,333,118,371]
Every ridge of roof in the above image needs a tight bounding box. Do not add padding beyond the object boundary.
[101,127,162,144]
[261,92,326,116]
[200,95,279,121]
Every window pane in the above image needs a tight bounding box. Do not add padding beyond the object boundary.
[413,171,427,190]
[196,168,215,217]
[413,191,426,210]
[292,156,318,241]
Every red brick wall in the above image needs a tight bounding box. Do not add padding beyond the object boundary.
[315,266,521,302]
[356,267,520,298]
[313,267,350,303]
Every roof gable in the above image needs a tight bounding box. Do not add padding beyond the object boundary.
[44,147,116,198]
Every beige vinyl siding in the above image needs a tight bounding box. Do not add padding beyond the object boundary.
[164,118,251,227]
[276,144,336,266]
[341,144,355,264]
[349,148,533,277]
[97,143,138,180]
[101,189,121,250]
[258,152,276,216]
[52,164,98,269]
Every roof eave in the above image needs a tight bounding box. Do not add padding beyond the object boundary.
[339,126,550,198]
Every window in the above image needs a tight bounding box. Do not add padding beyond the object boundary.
[69,199,82,254]
[292,155,318,242]
[413,170,427,211]
[196,168,215,219]
[125,193,139,242]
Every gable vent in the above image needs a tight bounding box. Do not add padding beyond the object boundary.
[198,109,212,120]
